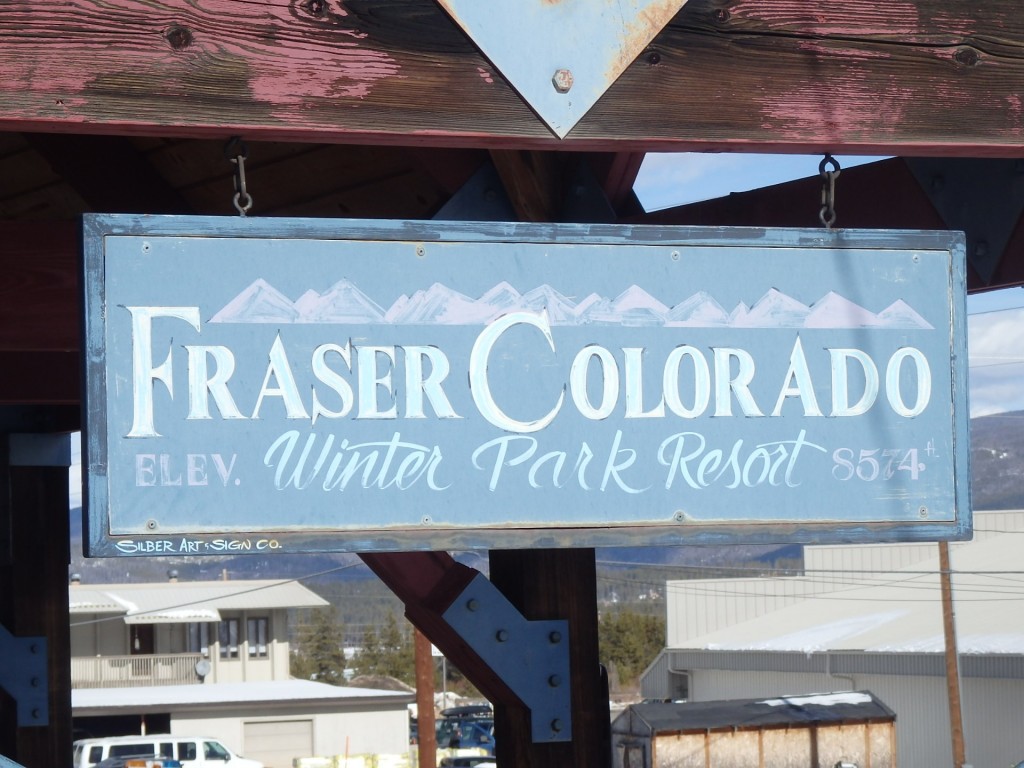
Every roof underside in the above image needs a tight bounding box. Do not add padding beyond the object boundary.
[68,580,328,618]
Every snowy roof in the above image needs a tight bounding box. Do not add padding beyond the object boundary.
[72,680,413,713]
[69,580,328,623]
[617,691,894,734]
[673,531,1024,656]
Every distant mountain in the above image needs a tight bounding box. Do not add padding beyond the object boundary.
[970,410,1024,510]
[209,278,300,323]
[208,279,929,329]
[666,291,731,326]
[877,299,933,329]
[301,279,386,323]
[805,291,881,328]
[734,288,810,327]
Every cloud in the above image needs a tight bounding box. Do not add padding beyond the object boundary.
[968,306,1024,417]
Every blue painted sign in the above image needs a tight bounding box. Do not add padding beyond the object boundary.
[82,216,970,556]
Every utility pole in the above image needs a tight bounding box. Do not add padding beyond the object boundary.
[414,627,437,768]
[939,541,966,767]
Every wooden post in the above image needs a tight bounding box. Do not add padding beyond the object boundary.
[488,548,610,768]
[0,433,72,768]
[939,541,967,767]
[414,627,437,768]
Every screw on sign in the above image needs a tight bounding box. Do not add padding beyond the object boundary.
[552,69,574,93]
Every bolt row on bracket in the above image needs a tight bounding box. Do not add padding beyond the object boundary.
[443,573,571,742]
[0,622,47,726]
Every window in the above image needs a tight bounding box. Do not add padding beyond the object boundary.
[187,622,211,656]
[669,670,690,702]
[177,742,197,761]
[248,616,269,658]
[110,744,151,758]
[204,741,231,760]
[219,618,240,659]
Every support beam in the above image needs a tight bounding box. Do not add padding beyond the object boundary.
[0,432,72,768]
[0,1,1022,154]
[359,552,571,743]
[489,549,609,768]
[23,134,193,215]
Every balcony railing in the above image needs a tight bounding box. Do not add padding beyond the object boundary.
[71,653,205,688]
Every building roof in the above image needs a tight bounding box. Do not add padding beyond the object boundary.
[69,580,328,623]
[72,680,413,715]
[672,529,1024,656]
[617,691,894,735]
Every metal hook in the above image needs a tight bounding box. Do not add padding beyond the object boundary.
[818,153,841,229]
[225,137,253,217]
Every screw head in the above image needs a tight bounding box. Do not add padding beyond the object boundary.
[548,674,562,687]
[466,598,479,612]
[552,69,574,93]
[548,630,562,644]
[495,629,510,642]
[551,718,563,733]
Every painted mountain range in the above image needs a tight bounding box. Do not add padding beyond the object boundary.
[209,279,933,330]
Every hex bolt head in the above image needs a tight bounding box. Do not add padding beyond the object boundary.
[552,69,574,93]
[466,598,479,612]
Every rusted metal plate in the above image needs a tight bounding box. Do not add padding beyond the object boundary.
[436,0,689,138]
[82,215,969,556]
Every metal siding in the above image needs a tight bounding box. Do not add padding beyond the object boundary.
[243,719,314,768]
[641,652,673,701]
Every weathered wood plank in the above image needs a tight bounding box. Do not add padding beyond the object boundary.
[0,0,1021,153]
[0,223,79,354]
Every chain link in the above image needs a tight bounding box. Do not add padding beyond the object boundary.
[818,153,841,229]
[225,137,253,217]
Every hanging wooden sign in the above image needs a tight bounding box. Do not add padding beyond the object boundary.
[82,215,969,556]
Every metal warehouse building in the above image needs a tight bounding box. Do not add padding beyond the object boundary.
[642,510,1024,768]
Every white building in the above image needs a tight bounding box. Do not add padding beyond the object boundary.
[69,578,414,768]
[641,510,1024,768]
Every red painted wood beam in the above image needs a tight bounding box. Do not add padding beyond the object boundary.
[0,222,79,353]
[0,0,1022,155]
[357,552,525,709]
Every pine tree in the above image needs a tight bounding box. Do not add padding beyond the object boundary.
[292,606,347,685]
[355,613,415,685]
[598,608,666,690]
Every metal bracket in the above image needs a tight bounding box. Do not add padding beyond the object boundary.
[906,158,1024,284]
[0,623,47,726]
[443,573,571,742]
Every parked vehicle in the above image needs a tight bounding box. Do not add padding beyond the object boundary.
[438,757,493,768]
[435,705,494,756]
[95,758,182,768]
[73,735,263,768]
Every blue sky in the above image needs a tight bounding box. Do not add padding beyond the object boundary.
[633,153,1024,419]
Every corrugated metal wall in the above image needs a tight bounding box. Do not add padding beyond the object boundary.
[665,511,1024,648]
